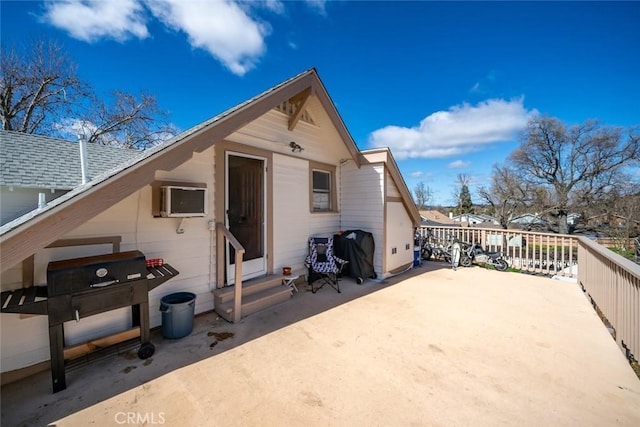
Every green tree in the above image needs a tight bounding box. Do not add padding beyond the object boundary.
[454,173,474,214]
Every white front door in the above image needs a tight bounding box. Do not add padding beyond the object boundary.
[225,152,267,285]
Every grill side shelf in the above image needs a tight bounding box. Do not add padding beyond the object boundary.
[0,287,48,315]
[147,264,180,291]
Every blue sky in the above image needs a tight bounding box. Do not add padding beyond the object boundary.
[2,1,639,206]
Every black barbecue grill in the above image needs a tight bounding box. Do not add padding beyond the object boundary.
[0,250,179,393]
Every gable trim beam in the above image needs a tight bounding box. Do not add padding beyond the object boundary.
[288,87,313,131]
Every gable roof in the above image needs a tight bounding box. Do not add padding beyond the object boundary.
[0,131,140,190]
[359,148,421,227]
[0,69,362,271]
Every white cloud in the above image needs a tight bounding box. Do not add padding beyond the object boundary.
[146,0,267,76]
[55,118,99,141]
[263,0,285,14]
[369,98,534,160]
[305,0,328,15]
[41,0,270,76]
[410,171,424,178]
[448,160,471,169]
[42,0,149,42]
[39,0,333,76]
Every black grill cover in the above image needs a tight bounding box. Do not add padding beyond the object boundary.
[334,230,376,281]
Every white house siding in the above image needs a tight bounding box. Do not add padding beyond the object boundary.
[272,154,311,272]
[0,99,368,373]
[385,171,401,198]
[228,109,352,167]
[231,109,348,272]
[340,161,385,277]
[386,201,414,272]
[0,262,21,290]
[0,148,216,373]
[385,170,414,272]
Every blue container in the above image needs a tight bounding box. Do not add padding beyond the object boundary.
[413,246,421,267]
[159,292,196,339]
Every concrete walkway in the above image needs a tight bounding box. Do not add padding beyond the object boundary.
[2,263,639,426]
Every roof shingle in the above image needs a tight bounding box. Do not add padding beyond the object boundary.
[0,131,141,189]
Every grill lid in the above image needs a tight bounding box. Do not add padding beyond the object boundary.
[47,250,147,296]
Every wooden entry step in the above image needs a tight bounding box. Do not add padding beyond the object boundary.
[212,274,294,322]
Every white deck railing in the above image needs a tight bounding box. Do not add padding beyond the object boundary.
[578,236,640,363]
[418,226,578,278]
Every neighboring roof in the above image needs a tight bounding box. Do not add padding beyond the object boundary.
[450,214,500,226]
[0,69,363,271]
[359,148,421,228]
[419,210,455,225]
[510,214,548,224]
[0,131,140,189]
[477,214,499,223]
[453,213,490,221]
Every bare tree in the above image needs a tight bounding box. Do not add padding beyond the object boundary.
[1,39,88,134]
[413,181,432,210]
[75,91,177,149]
[1,39,176,149]
[602,183,640,251]
[478,165,529,229]
[510,116,640,234]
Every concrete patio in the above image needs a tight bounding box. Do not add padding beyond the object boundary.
[1,262,639,426]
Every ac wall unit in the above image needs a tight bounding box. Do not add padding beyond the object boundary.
[160,186,207,217]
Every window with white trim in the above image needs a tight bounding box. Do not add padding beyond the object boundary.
[312,169,332,211]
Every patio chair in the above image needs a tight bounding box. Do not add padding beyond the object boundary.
[304,237,348,293]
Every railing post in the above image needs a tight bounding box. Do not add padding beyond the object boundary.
[216,222,246,323]
[216,225,224,289]
[234,252,243,323]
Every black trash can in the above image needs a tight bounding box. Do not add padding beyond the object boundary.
[159,292,196,339]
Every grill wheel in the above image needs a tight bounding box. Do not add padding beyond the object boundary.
[138,342,155,359]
